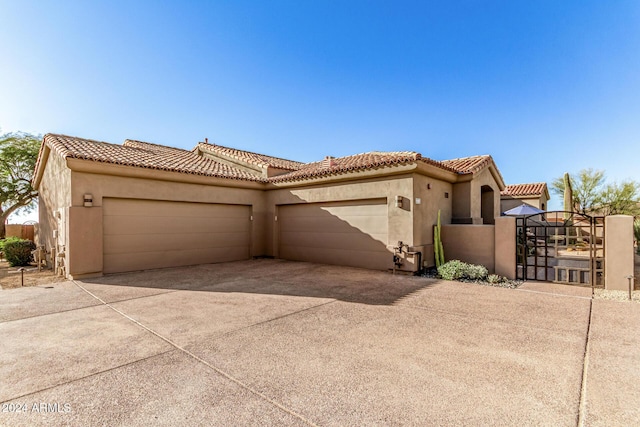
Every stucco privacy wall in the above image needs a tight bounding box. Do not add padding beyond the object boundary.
[56,164,265,278]
[440,224,496,273]
[266,172,418,271]
[604,215,635,291]
[494,216,516,279]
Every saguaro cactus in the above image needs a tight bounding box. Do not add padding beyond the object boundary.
[563,172,573,217]
[434,210,445,267]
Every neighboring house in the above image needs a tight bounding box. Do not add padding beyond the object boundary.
[500,183,550,213]
[33,134,505,278]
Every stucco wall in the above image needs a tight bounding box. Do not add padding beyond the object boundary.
[440,224,496,272]
[37,151,72,266]
[452,168,501,224]
[412,174,453,267]
[604,215,635,291]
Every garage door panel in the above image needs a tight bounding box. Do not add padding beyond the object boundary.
[103,198,250,274]
[279,215,387,234]
[104,199,243,218]
[278,200,391,270]
[104,216,248,236]
[104,246,249,273]
[104,232,249,255]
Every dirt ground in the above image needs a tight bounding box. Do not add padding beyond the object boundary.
[0,260,66,289]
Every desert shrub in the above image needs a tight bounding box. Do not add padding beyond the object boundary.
[487,274,505,284]
[437,260,467,280]
[0,236,21,252]
[437,260,489,281]
[464,264,489,280]
[635,220,640,254]
[4,239,36,266]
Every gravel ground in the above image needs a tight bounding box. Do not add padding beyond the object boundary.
[0,261,66,289]
[594,288,640,303]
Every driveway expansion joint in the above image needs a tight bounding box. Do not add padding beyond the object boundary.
[0,349,176,404]
[577,295,594,427]
[71,280,319,427]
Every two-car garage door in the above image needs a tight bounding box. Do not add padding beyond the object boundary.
[277,199,391,270]
[103,198,251,274]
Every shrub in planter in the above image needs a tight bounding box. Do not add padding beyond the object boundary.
[487,274,505,284]
[4,239,36,267]
[437,260,489,281]
[464,264,489,280]
[437,260,467,280]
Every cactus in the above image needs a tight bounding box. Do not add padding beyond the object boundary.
[434,210,445,267]
[563,172,573,218]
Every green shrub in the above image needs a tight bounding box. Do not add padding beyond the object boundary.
[4,239,35,266]
[465,264,489,280]
[0,236,22,253]
[437,260,467,281]
[487,274,505,284]
[437,260,489,281]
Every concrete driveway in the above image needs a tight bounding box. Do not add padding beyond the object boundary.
[1,259,639,426]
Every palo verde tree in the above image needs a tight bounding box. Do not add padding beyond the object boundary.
[0,131,41,238]
[551,168,640,216]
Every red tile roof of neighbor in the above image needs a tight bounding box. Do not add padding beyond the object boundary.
[501,182,548,197]
[196,142,303,171]
[38,134,501,184]
[440,155,493,174]
[269,151,464,182]
[40,134,264,181]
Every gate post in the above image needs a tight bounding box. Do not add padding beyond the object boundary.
[495,216,516,279]
[604,215,634,291]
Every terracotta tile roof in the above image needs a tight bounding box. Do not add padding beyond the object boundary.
[440,155,493,174]
[270,151,450,182]
[501,182,548,197]
[196,142,303,171]
[41,134,265,182]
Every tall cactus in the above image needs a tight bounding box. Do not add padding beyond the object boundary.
[434,209,445,267]
[563,172,573,218]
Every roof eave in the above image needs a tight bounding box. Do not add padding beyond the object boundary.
[32,139,52,190]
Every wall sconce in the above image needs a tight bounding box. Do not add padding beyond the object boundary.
[83,194,93,207]
[395,195,403,208]
[427,183,431,190]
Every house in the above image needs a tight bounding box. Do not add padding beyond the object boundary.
[500,183,550,213]
[33,134,506,279]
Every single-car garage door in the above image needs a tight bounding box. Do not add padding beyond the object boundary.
[103,198,251,274]
[278,199,391,270]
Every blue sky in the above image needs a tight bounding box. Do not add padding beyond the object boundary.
[2,0,639,220]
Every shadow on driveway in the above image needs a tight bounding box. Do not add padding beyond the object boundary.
[81,258,438,306]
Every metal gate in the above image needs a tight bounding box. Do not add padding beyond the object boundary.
[515,211,605,287]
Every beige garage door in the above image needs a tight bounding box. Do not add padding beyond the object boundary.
[103,198,251,274]
[278,199,391,270]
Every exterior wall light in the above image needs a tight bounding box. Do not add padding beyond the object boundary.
[395,195,403,208]
[83,194,93,207]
